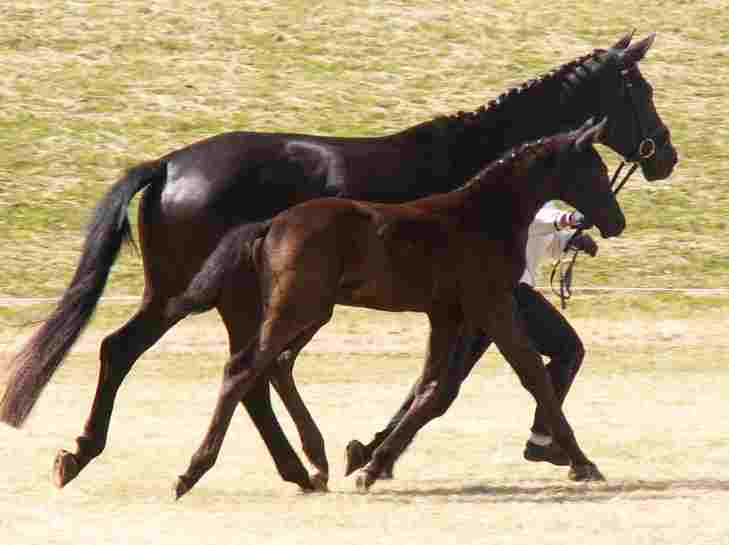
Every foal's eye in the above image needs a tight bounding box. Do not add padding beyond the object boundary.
[542,154,558,169]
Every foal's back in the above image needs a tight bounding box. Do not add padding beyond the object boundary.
[260,197,463,315]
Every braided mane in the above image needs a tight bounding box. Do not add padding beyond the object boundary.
[457,131,571,191]
[432,48,613,133]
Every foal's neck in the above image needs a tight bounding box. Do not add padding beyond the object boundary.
[458,165,557,236]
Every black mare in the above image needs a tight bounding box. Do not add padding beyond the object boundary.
[0,33,676,493]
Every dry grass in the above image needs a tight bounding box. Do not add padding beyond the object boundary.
[0,0,727,300]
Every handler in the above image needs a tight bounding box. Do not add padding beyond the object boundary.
[359,201,600,477]
[518,201,597,465]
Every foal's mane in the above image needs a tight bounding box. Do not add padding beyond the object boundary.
[456,133,568,192]
[423,48,613,135]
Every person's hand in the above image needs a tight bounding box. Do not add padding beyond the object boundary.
[567,211,593,230]
[569,233,598,257]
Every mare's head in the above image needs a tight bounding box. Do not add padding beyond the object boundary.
[574,32,677,181]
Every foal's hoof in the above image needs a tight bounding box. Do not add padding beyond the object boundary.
[173,475,193,500]
[355,469,376,493]
[309,472,329,492]
[52,449,80,489]
[345,440,369,477]
[568,462,606,482]
[379,465,394,480]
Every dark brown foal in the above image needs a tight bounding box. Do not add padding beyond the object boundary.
[166,118,625,497]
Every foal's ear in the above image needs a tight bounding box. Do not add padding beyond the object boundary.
[574,117,608,151]
[619,33,656,67]
[611,30,634,51]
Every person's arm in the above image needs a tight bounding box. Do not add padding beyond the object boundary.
[528,206,583,237]
[528,207,569,237]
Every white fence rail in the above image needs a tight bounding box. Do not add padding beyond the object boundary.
[1,287,728,306]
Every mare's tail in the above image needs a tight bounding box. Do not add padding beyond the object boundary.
[165,220,272,320]
[0,160,167,428]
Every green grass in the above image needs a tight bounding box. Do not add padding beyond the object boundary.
[0,1,727,315]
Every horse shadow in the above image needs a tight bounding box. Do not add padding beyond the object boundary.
[353,478,729,504]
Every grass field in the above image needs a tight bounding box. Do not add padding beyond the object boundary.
[1,1,728,544]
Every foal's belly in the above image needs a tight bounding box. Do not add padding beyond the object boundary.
[336,253,439,313]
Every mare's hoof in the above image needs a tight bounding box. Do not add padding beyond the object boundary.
[52,449,80,489]
[568,462,606,482]
[173,475,193,500]
[309,472,329,492]
[355,469,375,493]
[345,440,369,477]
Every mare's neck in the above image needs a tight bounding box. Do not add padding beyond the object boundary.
[401,56,603,194]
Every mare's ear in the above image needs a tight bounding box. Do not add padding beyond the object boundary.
[619,33,655,67]
[611,30,634,51]
[574,117,608,151]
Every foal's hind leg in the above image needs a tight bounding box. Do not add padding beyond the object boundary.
[240,378,325,492]
[218,291,328,493]
[53,296,180,488]
[269,336,329,490]
[175,316,329,499]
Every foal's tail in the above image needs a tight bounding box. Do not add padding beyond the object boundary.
[0,160,167,428]
[165,220,272,320]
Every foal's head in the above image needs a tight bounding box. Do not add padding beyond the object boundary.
[481,118,625,239]
[543,117,626,238]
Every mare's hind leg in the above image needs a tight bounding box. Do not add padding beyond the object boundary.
[269,337,329,490]
[53,296,180,488]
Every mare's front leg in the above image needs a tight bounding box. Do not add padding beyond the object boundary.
[481,294,604,482]
[356,308,464,491]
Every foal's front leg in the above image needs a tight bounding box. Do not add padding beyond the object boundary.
[356,310,463,491]
[345,325,491,477]
[483,295,604,482]
[269,333,329,490]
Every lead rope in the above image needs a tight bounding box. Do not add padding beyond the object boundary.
[550,160,638,309]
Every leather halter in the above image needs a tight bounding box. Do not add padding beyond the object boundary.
[612,67,671,190]
[550,68,669,309]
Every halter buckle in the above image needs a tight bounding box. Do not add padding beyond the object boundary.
[638,138,656,160]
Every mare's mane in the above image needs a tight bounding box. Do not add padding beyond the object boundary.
[409,48,613,139]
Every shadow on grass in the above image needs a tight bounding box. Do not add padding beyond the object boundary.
[352,478,729,504]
